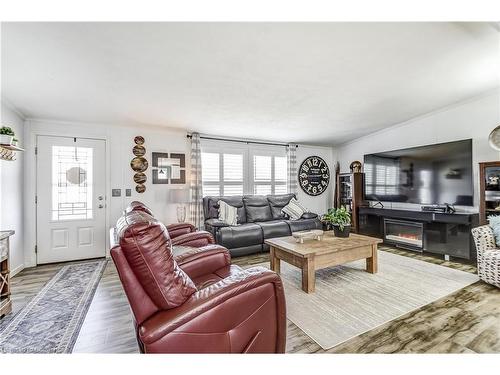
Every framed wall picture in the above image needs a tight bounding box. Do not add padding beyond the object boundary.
[152,152,186,184]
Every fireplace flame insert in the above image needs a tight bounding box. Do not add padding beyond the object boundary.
[383,218,424,251]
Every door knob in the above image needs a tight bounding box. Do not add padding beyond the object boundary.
[98,204,104,209]
[98,196,104,201]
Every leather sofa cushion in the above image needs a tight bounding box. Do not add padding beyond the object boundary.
[244,196,272,222]
[116,210,197,310]
[216,223,264,248]
[190,264,243,290]
[266,194,295,219]
[204,196,247,224]
[287,218,323,233]
[125,201,154,216]
[257,220,291,239]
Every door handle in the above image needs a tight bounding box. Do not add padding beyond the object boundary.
[98,204,104,209]
[98,196,104,201]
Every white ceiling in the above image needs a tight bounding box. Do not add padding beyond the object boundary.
[1,22,499,145]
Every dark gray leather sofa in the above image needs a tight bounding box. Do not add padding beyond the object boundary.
[203,194,322,257]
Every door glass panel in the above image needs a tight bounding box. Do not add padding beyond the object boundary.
[52,146,93,221]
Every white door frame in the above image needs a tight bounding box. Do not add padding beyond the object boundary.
[24,119,111,267]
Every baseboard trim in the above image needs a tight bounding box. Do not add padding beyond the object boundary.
[11,264,25,277]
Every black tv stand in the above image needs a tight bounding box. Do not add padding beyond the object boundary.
[421,204,455,214]
[358,207,479,260]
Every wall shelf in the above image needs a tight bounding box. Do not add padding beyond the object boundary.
[0,144,24,161]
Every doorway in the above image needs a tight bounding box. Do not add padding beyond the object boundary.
[36,135,106,264]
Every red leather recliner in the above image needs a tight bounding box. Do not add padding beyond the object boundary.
[111,205,287,353]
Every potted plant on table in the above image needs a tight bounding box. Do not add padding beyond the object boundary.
[0,126,15,145]
[322,207,352,238]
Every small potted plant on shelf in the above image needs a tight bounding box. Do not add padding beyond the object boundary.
[322,207,351,237]
[0,126,15,145]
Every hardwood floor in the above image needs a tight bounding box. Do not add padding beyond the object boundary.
[7,246,500,353]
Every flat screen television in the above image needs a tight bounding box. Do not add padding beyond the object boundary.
[363,139,473,206]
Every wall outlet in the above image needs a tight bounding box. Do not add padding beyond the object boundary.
[125,189,132,197]
[112,189,121,197]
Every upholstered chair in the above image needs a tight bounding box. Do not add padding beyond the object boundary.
[110,210,287,353]
[471,225,500,288]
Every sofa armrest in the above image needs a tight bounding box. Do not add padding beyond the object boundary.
[167,223,196,238]
[139,267,286,352]
[301,212,318,219]
[175,244,231,279]
[171,230,215,247]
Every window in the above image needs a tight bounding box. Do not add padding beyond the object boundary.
[253,155,287,195]
[52,146,93,221]
[365,156,399,196]
[201,141,288,197]
[202,151,244,196]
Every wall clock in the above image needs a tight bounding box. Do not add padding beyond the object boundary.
[298,156,330,196]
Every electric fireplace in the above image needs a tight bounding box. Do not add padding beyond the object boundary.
[383,218,424,251]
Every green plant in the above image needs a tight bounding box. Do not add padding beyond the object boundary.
[0,126,15,136]
[322,207,351,231]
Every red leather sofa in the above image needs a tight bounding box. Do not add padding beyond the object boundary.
[110,202,287,353]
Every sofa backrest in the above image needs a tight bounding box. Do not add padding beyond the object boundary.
[203,194,297,223]
[266,193,295,219]
[125,200,154,216]
[243,195,273,222]
[203,196,247,224]
[115,210,197,311]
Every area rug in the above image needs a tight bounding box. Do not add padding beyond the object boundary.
[256,251,478,350]
[0,259,107,353]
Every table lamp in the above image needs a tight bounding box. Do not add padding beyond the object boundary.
[169,189,190,223]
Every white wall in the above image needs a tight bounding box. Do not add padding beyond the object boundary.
[0,101,25,275]
[336,89,500,210]
[24,119,190,267]
[296,145,335,215]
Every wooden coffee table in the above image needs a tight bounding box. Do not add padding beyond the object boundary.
[265,233,383,293]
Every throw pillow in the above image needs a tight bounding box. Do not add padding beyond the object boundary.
[282,197,307,220]
[218,200,238,226]
[488,215,500,246]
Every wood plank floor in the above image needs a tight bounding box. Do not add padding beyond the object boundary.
[6,246,500,353]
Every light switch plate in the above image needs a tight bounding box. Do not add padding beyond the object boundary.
[125,189,132,197]
[112,189,121,197]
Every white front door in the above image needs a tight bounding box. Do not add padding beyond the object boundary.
[36,136,106,264]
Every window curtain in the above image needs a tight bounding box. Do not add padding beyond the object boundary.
[287,144,298,195]
[189,132,204,229]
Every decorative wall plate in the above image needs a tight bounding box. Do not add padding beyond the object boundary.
[136,184,146,193]
[298,156,330,196]
[134,136,145,145]
[133,145,146,156]
[130,156,148,172]
[133,172,147,184]
[489,125,500,151]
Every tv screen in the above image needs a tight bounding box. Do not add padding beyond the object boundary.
[363,139,473,206]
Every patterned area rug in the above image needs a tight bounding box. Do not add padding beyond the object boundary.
[0,259,106,353]
[257,251,479,350]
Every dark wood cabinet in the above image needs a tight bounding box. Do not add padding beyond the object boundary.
[336,172,364,233]
[479,161,500,225]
